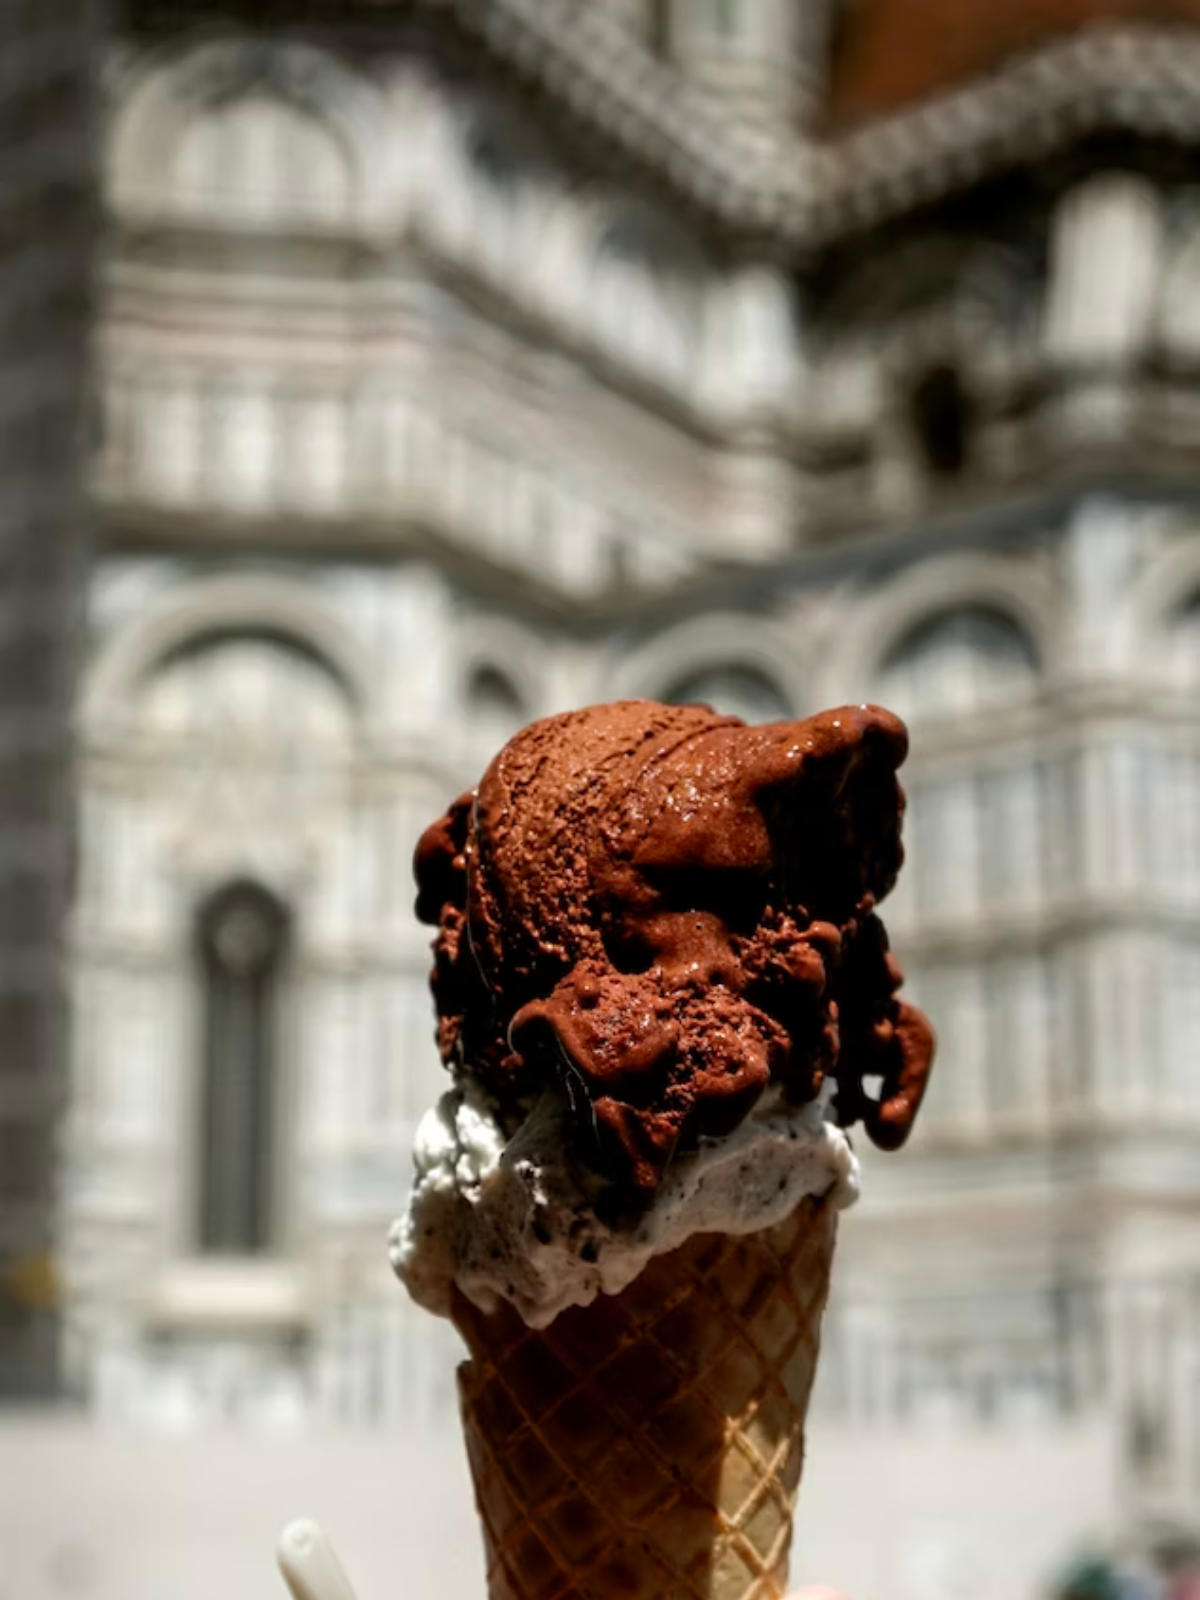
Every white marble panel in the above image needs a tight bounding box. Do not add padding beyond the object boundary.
[303,979,357,1147]
[985,955,1052,1125]
[283,392,347,514]
[911,964,987,1135]
[135,375,201,506]
[980,762,1044,913]
[209,381,275,512]
[1040,750,1086,903]
[174,92,351,230]
[914,772,981,921]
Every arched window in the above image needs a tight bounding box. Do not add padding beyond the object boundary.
[878,606,1038,726]
[664,663,791,724]
[173,93,351,230]
[196,880,290,1255]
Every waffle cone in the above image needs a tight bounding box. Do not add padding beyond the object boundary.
[452,1193,838,1600]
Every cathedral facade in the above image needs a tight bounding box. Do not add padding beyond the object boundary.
[67,0,1200,1529]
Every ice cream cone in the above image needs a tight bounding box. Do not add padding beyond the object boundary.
[452,1192,838,1600]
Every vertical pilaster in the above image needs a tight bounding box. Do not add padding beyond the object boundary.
[1045,175,1161,370]
[1045,175,1162,446]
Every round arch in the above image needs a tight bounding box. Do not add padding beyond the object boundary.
[453,615,548,726]
[108,38,386,227]
[605,613,807,719]
[82,573,380,735]
[821,554,1060,705]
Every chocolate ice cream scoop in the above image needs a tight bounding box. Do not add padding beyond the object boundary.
[415,699,934,1199]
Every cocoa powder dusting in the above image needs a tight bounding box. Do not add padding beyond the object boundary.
[414,700,935,1201]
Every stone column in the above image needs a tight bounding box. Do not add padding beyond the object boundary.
[0,0,95,1400]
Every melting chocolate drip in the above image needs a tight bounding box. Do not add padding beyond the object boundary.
[413,700,935,1202]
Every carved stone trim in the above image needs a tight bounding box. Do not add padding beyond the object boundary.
[108,37,388,222]
[82,571,380,733]
[414,8,1200,248]
[807,27,1200,247]
[820,551,1063,704]
[112,10,1200,250]
[603,610,810,714]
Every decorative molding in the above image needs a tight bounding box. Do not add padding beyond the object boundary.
[413,11,1200,250]
[81,571,379,732]
[110,11,1200,252]
[108,37,390,226]
[807,27,1200,247]
[604,610,810,715]
[821,552,1063,704]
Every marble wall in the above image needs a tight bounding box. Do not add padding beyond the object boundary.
[60,19,1200,1529]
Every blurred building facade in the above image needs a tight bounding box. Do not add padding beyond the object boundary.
[68,0,1200,1533]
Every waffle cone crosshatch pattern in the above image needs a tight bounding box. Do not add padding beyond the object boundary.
[453,1198,838,1600]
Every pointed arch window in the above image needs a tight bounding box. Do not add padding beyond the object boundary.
[196,881,290,1255]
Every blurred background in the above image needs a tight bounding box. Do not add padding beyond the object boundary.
[4,1,1200,1597]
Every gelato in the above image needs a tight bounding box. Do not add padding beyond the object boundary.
[392,698,933,1326]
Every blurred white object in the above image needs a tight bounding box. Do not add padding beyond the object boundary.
[272,1524,846,1600]
[277,1520,359,1600]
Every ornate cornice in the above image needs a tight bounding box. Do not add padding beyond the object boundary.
[807,26,1200,246]
[427,0,781,233]
[416,8,1200,249]
[120,3,1200,247]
